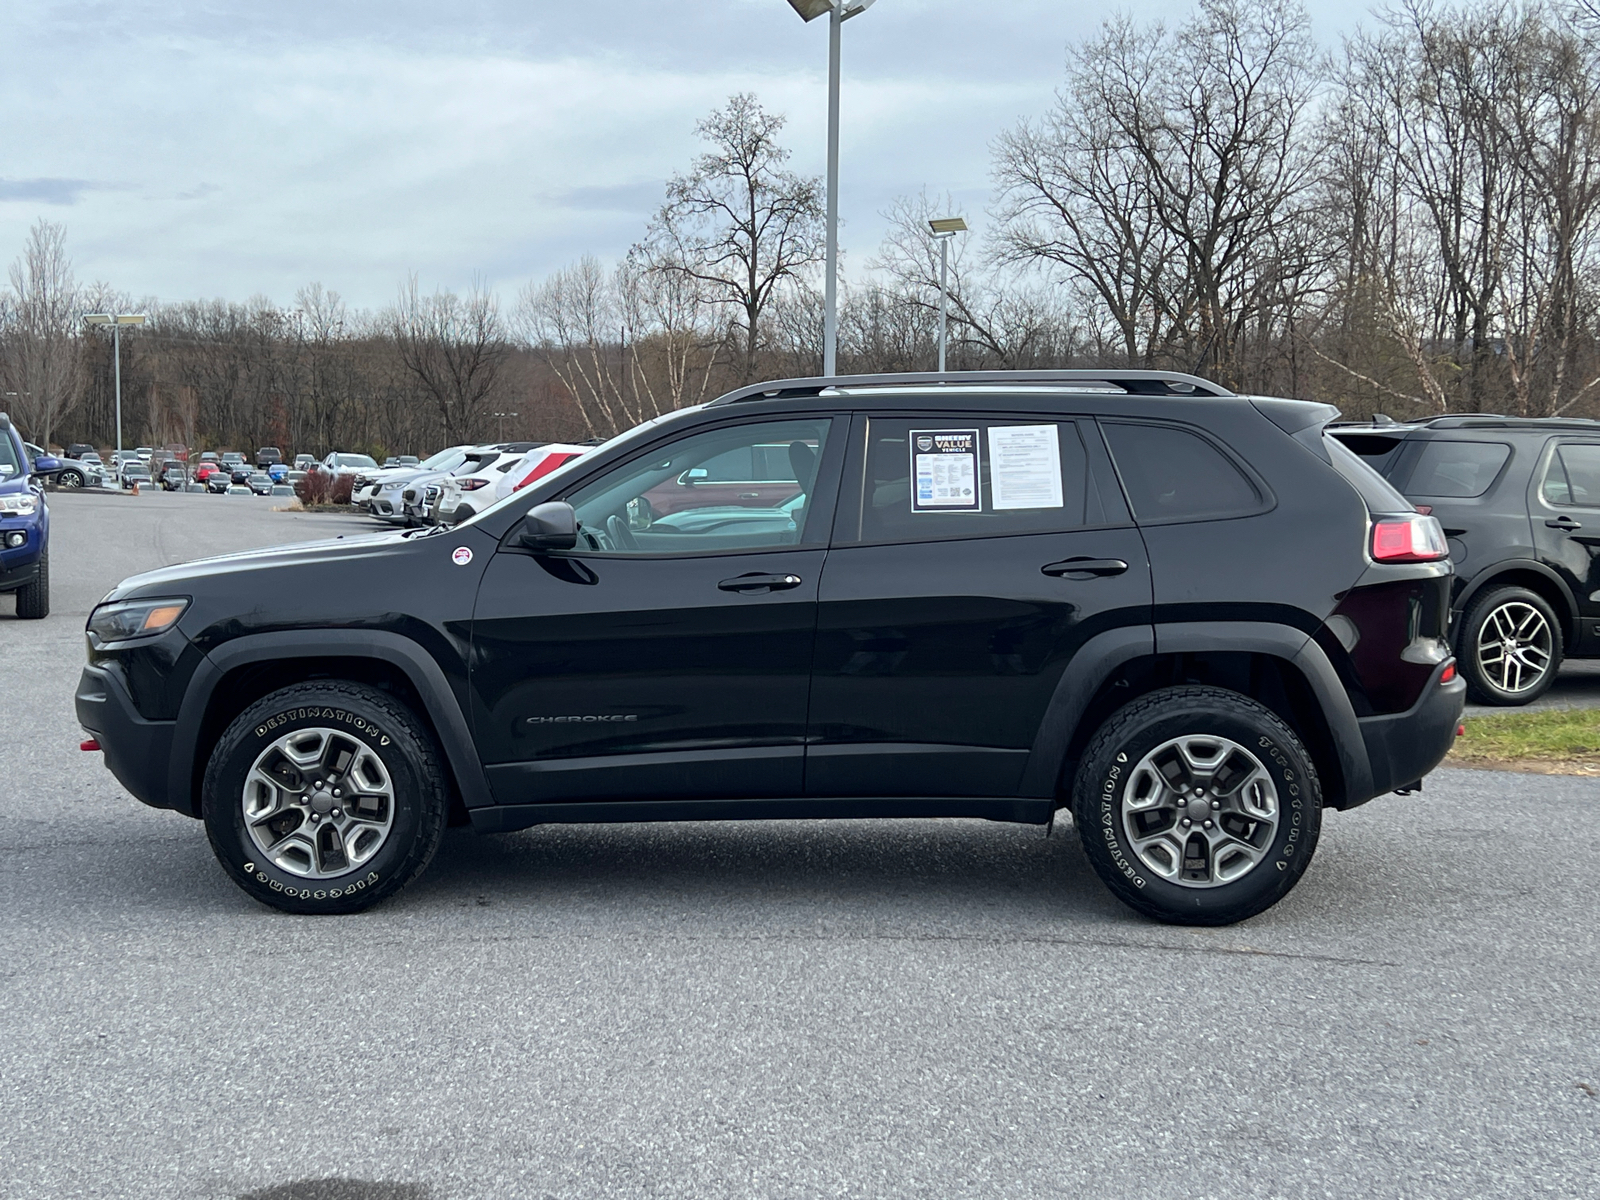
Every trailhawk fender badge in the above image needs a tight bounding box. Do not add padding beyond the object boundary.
[452,546,473,566]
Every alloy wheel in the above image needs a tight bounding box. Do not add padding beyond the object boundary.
[241,727,396,879]
[1120,735,1280,888]
[1474,601,1553,695]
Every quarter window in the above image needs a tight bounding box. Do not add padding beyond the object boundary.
[1102,421,1261,522]
[565,418,832,554]
[853,417,1090,543]
[1543,443,1600,508]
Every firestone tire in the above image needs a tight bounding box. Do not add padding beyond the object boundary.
[202,681,448,914]
[14,549,49,619]
[1071,686,1322,926]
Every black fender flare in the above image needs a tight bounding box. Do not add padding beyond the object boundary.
[1453,559,1580,639]
[168,630,492,818]
[1020,620,1372,808]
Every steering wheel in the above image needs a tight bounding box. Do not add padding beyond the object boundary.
[605,513,639,551]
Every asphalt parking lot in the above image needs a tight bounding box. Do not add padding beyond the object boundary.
[2,491,1597,1200]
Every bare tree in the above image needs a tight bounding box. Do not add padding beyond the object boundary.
[0,220,84,445]
[640,94,826,382]
[389,275,508,445]
[994,0,1321,389]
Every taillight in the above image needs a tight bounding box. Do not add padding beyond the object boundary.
[1440,661,1456,683]
[1371,515,1449,562]
[1413,504,1433,515]
[459,478,490,491]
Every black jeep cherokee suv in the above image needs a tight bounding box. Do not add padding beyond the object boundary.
[76,371,1465,925]
[1331,415,1600,706]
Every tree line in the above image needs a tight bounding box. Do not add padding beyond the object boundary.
[4,0,1599,456]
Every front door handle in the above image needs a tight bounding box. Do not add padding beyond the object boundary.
[1042,557,1129,579]
[718,572,804,594]
[1547,515,1582,531]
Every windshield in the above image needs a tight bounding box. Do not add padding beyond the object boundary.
[0,433,21,478]
[419,447,468,472]
[337,454,378,468]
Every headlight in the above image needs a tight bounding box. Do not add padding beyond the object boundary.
[88,598,190,643]
[0,493,40,516]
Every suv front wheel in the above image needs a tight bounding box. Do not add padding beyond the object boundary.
[1458,585,1562,706]
[202,681,449,913]
[1071,687,1323,926]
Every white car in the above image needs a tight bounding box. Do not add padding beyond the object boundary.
[430,449,536,525]
[491,443,592,504]
[317,452,378,477]
[402,442,538,525]
[354,446,471,523]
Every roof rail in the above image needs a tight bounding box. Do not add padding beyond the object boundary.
[708,369,1233,406]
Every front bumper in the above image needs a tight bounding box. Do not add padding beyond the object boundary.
[75,664,176,811]
[0,519,44,590]
[1350,659,1467,807]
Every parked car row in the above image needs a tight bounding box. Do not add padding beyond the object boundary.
[352,442,598,528]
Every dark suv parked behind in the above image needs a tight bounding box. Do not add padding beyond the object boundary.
[76,371,1465,924]
[1331,415,1600,705]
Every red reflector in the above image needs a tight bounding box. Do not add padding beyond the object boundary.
[1414,504,1433,515]
[79,739,101,752]
[1440,662,1456,683]
[1456,724,1465,737]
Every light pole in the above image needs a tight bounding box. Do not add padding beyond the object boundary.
[785,0,879,378]
[493,411,519,442]
[927,217,967,373]
[82,313,147,455]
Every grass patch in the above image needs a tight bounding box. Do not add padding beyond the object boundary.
[1449,708,1600,774]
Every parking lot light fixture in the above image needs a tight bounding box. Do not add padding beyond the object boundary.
[494,412,519,442]
[927,217,966,373]
[785,0,880,378]
[82,313,147,455]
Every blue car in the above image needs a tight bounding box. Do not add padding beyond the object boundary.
[267,462,289,482]
[0,411,52,618]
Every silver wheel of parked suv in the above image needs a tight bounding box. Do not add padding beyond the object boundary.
[1121,734,1280,887]
[1459,586,1563,706]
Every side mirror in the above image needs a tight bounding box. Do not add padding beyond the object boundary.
[32,454,61,475]
[517,501,579,551]
[680,466,709,485]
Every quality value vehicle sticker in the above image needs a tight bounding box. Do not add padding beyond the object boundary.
[452,546,473,566]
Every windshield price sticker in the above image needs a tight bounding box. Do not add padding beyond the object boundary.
[989,424,1064,510]
[911,428,981,512]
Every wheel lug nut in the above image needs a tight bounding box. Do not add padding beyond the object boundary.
[1182,818,1192,827]
[1204,819,1213,828]
[332,789,341,798]
[1211,800,1220,809]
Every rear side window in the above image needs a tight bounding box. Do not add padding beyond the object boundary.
[855,417,1091,543]
[1406,439,1510,498]
[1543,443,1600,507]
[1102,421,1260,522]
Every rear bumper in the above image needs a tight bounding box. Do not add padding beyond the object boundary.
[1350,660,1466,808]
[75,665,176,811]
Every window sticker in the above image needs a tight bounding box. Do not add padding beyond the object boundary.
[988,424,1064,510]
[911,429,980,512]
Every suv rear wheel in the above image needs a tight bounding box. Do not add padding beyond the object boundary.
[1071,687,1322,926]
[1458,585,1562,706]
[202,681,448,913]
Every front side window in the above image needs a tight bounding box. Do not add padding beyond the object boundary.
[1102,421,1261,523]
[0,433,21,479]
[1543,443,1600,508]
[853,417,1090,543]
[566,418,832,554]
[1407,439,1510,498]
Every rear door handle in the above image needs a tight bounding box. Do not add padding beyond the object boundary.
[1042,557,1129,579]
[1547,515,1582,531]
[718,573,804,593]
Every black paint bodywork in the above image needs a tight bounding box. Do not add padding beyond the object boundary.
[77,376,1465,833]
[1332,418,1600,658]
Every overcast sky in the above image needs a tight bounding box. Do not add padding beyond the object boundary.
[2,0,1372,311]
